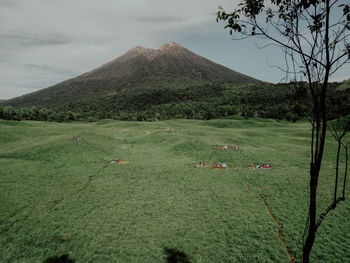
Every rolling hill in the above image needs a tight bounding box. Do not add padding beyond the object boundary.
[337,79,350,91]
[1,118,349,262]
[4,42,262,107]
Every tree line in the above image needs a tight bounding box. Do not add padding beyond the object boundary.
[1,82,348,122]
[0,106,79,122]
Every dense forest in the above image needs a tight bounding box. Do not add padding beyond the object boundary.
[1,81,349,122]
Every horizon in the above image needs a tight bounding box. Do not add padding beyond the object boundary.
[1,0,349,100]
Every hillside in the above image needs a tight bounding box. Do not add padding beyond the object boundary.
[4,42,262,107]
[1,80,349,122]
[1,118,349,262]
[337,79,350,91]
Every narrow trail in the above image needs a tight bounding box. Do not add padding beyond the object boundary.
[263,197,296,263]
[244,180,296,263]
[48,163,111,210]
[76,163,111,195]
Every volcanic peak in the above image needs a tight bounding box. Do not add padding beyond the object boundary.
[157,42,184,51]
[124,42,185,61]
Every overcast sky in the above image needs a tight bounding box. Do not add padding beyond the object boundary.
[1,0,349,100]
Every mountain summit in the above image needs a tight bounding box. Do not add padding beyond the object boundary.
[5,42,262,107]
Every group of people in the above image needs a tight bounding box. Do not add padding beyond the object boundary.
[246,163,271,169]
[195,161,228,169]
[110,158,124,164]
[110,158,130,165]
[211,144,240,150]
[212,162,228,169]
[196,162,271,169]
[196,162,211,167]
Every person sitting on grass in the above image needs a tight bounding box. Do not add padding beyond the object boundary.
[213,162,221,168]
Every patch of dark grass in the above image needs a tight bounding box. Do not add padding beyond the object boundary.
[164,248,191,263]
[43,254,75,263]
[202,118,283,129]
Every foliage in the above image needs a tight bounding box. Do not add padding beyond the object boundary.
[0,106,79,122]
[1,81,349,123]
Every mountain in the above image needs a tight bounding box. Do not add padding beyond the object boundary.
[4,42,262,107]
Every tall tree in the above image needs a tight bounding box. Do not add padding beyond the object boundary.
[217,0,350,262]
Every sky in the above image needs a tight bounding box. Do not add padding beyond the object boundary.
[1,0,349,100]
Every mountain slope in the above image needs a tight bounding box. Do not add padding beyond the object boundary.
[5,42,262,107]
[337,79,350,91]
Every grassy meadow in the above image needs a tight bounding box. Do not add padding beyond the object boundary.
[0,118,349,262]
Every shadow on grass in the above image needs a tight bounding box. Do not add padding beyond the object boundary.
[164,247,191,263]
[43,254,75,263]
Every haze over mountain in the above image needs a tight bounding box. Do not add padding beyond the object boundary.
[4,42,262,107]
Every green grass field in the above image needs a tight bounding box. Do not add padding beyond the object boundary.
[0,118,349,263]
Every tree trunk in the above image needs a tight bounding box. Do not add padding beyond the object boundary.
[343,146,348,200]
[334,140,341,206]
[302,164,318,263]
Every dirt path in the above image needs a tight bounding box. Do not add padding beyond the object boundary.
[263,197,296,263]
[244,180,296,263]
